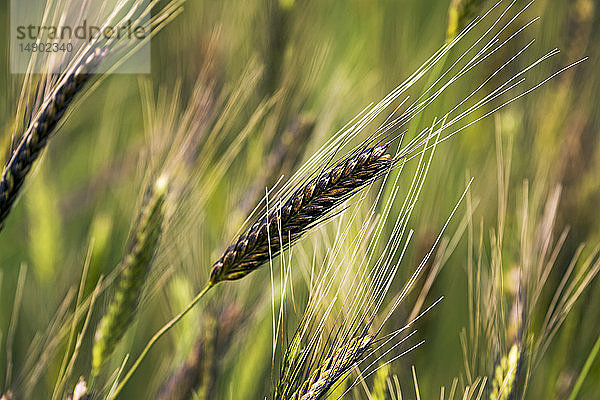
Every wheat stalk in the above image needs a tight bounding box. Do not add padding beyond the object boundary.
[0,0,187,231]
[110,143,393,397]
[157,305,242,400]
[91,175,168,377]
[209,143,393,284]
[0,47,106,230]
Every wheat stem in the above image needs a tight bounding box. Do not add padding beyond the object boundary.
[567,333,600,400]
[109,283,213,399]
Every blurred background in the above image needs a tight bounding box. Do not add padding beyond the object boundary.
[0,0,599,398]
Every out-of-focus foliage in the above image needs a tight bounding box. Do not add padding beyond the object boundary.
[0,0,599,399]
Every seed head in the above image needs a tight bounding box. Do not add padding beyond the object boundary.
[91,175,168,377]
[209,144,392,284]
[0,47,106,230]
[284,335,373,400]
[490,344,521,400]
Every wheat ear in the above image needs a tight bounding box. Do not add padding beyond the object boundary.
[112,144,392,397]
[209,143,393,284]
[490,343,521,400]
[91,175,168,377]
[447,0,487,41]
[287,335,374,400]
[0,48,106,230]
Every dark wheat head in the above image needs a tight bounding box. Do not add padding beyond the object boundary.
[0,47,106,230]
[208,143,393,285]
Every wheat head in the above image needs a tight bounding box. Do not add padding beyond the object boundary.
[0,47,106,230]
[91,175,168,377]
[209,143,392,284]
[285,335,373,400]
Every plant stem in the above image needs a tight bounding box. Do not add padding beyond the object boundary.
[109,283,214,399]
[567,333,600,400]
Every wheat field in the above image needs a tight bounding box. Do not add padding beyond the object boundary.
[1,0,599,399]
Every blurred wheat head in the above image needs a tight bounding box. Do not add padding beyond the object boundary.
[0,0,184,230]
[458,132,600,400]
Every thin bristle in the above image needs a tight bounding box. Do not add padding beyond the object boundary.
[0,47,106,230]
[91,175,168,377]
[209,144,393,284]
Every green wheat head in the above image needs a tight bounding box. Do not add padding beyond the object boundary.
[447,0,487,41]
[91,175,169,377]
[490,344,520,400]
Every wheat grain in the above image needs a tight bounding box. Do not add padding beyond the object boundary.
[209,143,393,284]
[65,378,90,400]
[490,344,520,400]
